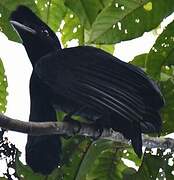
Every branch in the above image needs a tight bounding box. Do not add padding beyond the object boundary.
[0,113,174,151]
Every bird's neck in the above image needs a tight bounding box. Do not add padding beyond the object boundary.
[24,41,51,66]
[23,35,60,66]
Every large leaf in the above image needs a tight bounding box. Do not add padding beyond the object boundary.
[146,20,174,80]
[122,148,141,168]
[36,0,67,32]
[76,139,115,180]
[87,146,132,180]
[16,138,93,180]
[0,59,8,113]
[62,1,116,53]
[57,137,92,179]
[89,0,174,44]
[60,10,85,47]
[65,0,103,30]
[99,0,113,7]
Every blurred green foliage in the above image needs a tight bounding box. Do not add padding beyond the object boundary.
[0,0,174,179]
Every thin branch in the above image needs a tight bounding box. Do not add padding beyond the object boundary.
[0,113,174,151]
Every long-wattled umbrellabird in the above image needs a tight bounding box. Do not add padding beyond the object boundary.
[10,6,62,175]
[10,5,164,175]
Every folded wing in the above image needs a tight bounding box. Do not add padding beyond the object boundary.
[35,46,164,134]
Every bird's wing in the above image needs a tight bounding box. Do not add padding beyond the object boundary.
[35,46,164,133]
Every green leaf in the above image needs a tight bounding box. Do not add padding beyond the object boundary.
[160,66,174,81]
[56,111,66,122]
[89,0,174,44]
[130,54,147,68]
[122,148,141,167]
[0,59,8,113]
[135,153,162,179]
[55,139,131,180]
[87,147,130,180]
[125,149,174,180]
[76,139,115,180]
[36,0,67,32]
[65,0,103,30]
[146,20,174,80]
[96,44,115,54]
[99,0,113,7]
[60,8,115,52]
[50,137,93,179]
[123,168,137,180]
[61,10,84,47]
[159,79,174,135]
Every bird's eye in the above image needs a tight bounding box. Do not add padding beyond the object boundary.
[42,29,49,36]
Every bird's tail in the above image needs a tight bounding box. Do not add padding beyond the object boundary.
[26,135,61,175]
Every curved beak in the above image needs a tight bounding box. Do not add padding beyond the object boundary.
[10,20,36,34]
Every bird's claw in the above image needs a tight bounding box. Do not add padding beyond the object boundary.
[92,125,103,140]
[63,114,81,135]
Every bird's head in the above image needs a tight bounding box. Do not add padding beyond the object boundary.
[10,5,61,66]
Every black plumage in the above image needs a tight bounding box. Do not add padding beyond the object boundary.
[10,6,61,175]
[10,5,164,174]
[36,46,164,157]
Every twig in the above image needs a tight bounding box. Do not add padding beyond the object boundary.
[0,113,174,151]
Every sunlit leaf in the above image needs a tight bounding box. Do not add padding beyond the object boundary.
[0,59,8,113]
[130,54,147,68]
[146,20,174,80]
[36,0,67,32]
[96,44,115,54]
[89,0,174,44]
[61,10,84,47]
[76,139,115,180]
[99,0,113,7]
[122,148,141,167]
[65,0,103,30]
[87,146,130,180]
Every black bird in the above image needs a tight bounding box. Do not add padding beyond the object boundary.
[10,6,62,175]
[10,6,164,174]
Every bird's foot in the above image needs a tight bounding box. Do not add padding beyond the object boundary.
[92,123,103,140]
[63,114,81,135]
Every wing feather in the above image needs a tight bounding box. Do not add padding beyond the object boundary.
[35,46,164,134]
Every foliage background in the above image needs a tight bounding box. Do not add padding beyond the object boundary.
[0,0,174,179]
